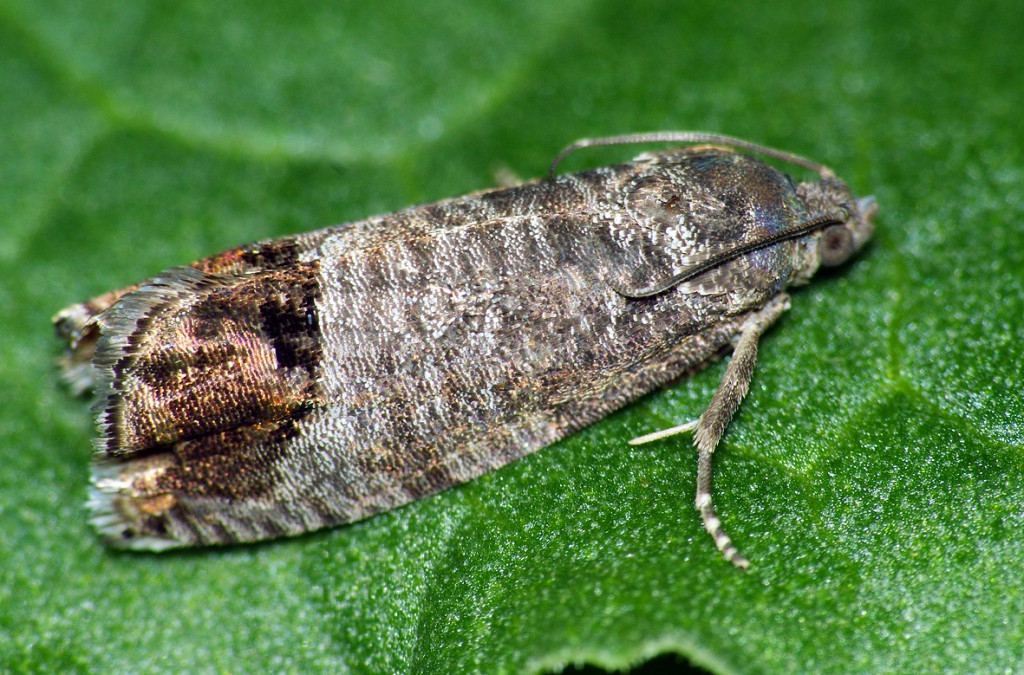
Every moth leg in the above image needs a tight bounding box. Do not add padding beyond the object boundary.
[52,288,135,395]
[628,420,698,445]
[491,165,526,188]
[693,292,791,569]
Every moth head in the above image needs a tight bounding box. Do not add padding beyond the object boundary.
[793,178,876,283]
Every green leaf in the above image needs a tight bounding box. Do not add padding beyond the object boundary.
[2,0,1022,672]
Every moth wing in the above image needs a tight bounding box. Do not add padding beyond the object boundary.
[419,152,806,303]
[593,157,806,298]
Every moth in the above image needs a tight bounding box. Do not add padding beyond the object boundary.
[54,132,875,568]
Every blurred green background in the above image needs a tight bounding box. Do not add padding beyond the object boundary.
[1,0,1022,672]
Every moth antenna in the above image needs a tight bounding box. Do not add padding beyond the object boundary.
[549,131,835,179]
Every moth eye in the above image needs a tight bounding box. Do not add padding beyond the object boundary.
[818,224,854,267]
